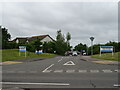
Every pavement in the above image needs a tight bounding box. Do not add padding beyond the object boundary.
[81,56,118,65]
[1,56,119,89]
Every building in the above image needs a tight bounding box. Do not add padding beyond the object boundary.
[12,35,54,44]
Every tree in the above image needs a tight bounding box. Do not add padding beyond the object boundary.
[43,42,56,53]
[56,30,65,42]
[74,43,87,52]
[66,32,71,44]
[0,26,11,49]
[55,30,68,55]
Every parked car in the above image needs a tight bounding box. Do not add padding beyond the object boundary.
[72,51,78,56]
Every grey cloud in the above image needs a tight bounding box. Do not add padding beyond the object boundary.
[1,2,118,47]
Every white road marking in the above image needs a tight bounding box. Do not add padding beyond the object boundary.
[54,70,63,73]
[102,70,112,73]
[66,70,75,73]
[29,71,38,73]
[113,84,120,87]
[43,70,52,73]
[0,82,70,86]
[6,71,15,73]
[42,64,54,73]
[79,70,87,73]
[63,61,75,65]
[90,70,99,73]
[114,70,119,72]
[58,59,62,62]
[18,71,26,73]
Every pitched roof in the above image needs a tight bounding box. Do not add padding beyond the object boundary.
[12,34,54,43]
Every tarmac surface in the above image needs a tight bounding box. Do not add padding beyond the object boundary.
[1,56,119,89]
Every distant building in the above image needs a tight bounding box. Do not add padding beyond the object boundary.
[12,35,54,44]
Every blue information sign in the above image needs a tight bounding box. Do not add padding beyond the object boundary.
[19,46,26,52]
[100,46,113,53]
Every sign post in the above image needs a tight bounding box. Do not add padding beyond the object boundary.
[19,46,26,57]
[100,46,113,56]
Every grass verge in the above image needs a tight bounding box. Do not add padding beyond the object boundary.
[2,49,59,62]
[91,52,120,61]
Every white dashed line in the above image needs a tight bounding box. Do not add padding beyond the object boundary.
[29,71,38,73]
[42,64,54,73]
[90,70,99,73]
[54,70,63,73]
[102,70,112,73]
[66,70,75,73]
[6,71,15,73]
[18,71,26,73]
[79,70,87,73]
[43,70,52,73]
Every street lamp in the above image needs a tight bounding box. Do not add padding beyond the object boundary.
[90,37,94,55]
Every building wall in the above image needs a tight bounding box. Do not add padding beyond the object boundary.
[16,39,19,43]
[41,36,53,43]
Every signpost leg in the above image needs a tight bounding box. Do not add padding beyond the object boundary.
[100,51,101,57]
[112,51,113,56]
[100,46,101,57]
[25,52,26,57]
[19,52,20,56]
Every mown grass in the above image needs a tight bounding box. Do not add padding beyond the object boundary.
[1,49,59,62]
[91,52,120,61]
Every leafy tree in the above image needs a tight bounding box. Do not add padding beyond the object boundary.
[43,42,56,53]
[88,41,120,55]
[0,26,11,49]
[56,30,65,42]
[55,30,70,55]
[66,32,71,44]
[74,43,87,52]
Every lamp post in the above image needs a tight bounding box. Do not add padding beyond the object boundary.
[90,37,94,55]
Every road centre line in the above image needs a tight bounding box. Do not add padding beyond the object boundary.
[42,64,54,72]
[79,70,87,73]
[102,70,112,73]
[66,70,75,73]
[90,70,99,73]
[54,70,63,73]
[0,82,70,86]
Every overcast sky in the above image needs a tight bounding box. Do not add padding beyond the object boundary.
[0,1,118,47]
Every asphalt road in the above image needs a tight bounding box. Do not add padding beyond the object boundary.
[1,56,119,89]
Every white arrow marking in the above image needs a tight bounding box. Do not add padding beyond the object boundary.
[63,61,75,65]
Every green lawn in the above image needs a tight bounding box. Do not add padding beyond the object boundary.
[91,52,120,61]
[1,49,59,62]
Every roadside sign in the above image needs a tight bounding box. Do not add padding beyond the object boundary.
[100,46,113,56]
[19,46,26,57]
[19,46,26,52]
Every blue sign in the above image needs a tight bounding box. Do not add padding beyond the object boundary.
[100,46,113,53]
[19,46,26,52]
